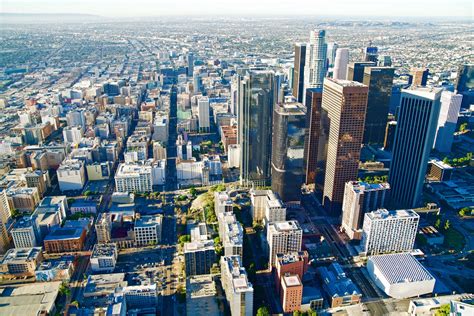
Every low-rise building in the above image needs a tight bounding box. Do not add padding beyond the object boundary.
[115,161,153,193]
[84,273,127,299]
[317,263,361,308]
[186,274,220,316]
[134,215,162,246]
[34,256,74,282]
[408,294,474,316]
[86,162,112,181]
[121,284,159,309]
[43,227,86,253]
[275,251,309,293]
[57,159,87,191]
[367,253,435,299]
[0,247,43,280]
[90,243,118,273]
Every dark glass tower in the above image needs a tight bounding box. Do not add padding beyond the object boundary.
[292,43,306,103]
[389,87,442,209]
[303,88,327,186]
[347,61,376,83]
[456,64,474,109]
[239,70,275,187]
[362,67,395,145]
[271,102,307,202]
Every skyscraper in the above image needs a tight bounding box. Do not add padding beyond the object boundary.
[341,181,390,240]
[327,42,339,67]
[434,91,463,153]
[187,52,194,77]
[238,70,275,187]
[303,88,327,185]
[304,30,328,90]
[410,68,429,86]
[362,67,395,144]
[333,48,349,80]
[456,64,474,108]
[363,46,378,63]
[377,55,392,67]
[197,96,210,132]
[322,79,369,214]
[271,102,307,202]
[389,87,442,209]
[292,43,306,103]
[383,121,397,151]
[347,61,376,83]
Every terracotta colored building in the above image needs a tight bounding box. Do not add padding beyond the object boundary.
[281,274,303,313]
[44,227,86,253]
[275,251,309,293]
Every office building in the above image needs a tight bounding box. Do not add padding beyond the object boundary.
[134,215,162,246]
[264,191,287,224]
[367,253,435,299]
[433,91,463,152]
[184,240,216,276]
[327,42,338,67]
[176,135,193,161]
[362,67,395,144]
[271,102,306,201]
[220,255,254,316]
[214,191,233,214]
[43,227,86,253]
[186,275,220,316]
[322,79,369,214]
[267,220,303,267]
[238,70,275,186]
[187,52,194,76]
[197,96,210,132]
[62,126,83,144]
[292,43,306,102]
[456,63,474,108]
[115,161,153,193]
[347,61,376,83]
[303,88,326,185]
[341,181,390,240]
[90,243,118,272]
[304,30,328,90]
[389,87,442,209]
[363,46,379,62]
[333,48,349,80]
[11,218,38,248]
[410,68,429,86]
[378,55,392,67]
[281,274,303,313]
[121,284,158,308]
[361,209,419,255]
[57,159,87,191]
[275,251,309,293]
[0,247,43,277]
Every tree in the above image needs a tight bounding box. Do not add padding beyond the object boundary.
[59,281,71,297]
[459,207,472,217]
[444,220,451,231]
[189,187,197,196]
[459,122,468,133]
[83,190,92,196]
[256,306,270,316]
[178,234,191,245]
[10,209,22,219]
[434,218,441,229]
[442,157,450,164]
[435,303,450,316]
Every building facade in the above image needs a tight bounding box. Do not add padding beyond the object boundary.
[389,87,442,209]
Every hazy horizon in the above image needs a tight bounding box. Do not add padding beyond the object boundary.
[1,0,473,18]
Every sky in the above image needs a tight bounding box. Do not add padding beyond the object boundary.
[1,0,473,18]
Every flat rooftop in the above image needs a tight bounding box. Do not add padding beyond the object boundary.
[186,275,217,299]
[44,227,84,241]
[369,253,435,284]
[283,274,302,287]
[366,209,419,220]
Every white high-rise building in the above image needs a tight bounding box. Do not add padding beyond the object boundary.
[264,191,286,225]
[333,48,350,80]
[267,220,303,267]
[62,126,83,144]
[197,96,210,132]
[57,159,87,191]
[115,162,153,193]
[176,134,193,161]
[433,91,463,153]
[220,255,254,316]
[341,181,390,240]
[134,215,162,246]
[361,209,419,255]
[304,29,328,91]
[11,218,37,248]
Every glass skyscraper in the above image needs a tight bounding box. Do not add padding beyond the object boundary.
[389,87,442,209]
[292,43,306,103]
[238,70,275,187]
[271,102,307,202]
[362,67,395,145]
[304,30,328,91]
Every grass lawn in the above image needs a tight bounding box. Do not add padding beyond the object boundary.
[443,228,466,252]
